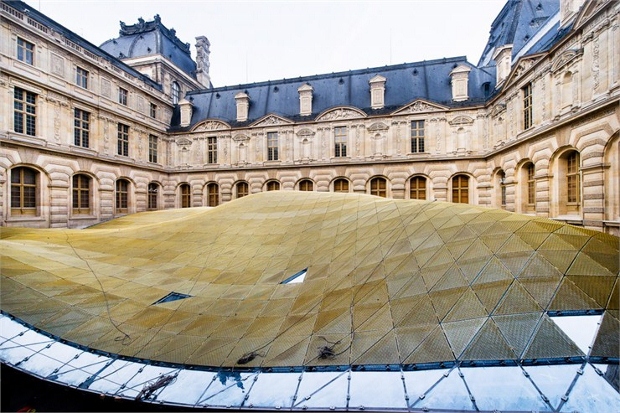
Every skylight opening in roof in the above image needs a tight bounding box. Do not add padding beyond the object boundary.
[549,314,602,355]
[281,268,308,284]
[152,292,192,305]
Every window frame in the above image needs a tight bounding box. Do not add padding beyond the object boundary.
[522,82,533,130]
[118,87,128,106]
[411,120,425,153]
[267,132,279,161]
[72,174,91,215]
[171,81,180,104]
[452,174,470,204]
[207,183,219,206]
[236,181,249,198]
[207,136,218,164]
[409,176,427,200]
[148,135,158,163]
[14,87,36,136]
[567,152,580,204]
[180,183,191,208]
[148,182,159,210]
[117,123,129,156]
[10,167,38,216]
[17,37,34,65]
[150,103,157,119]
[76,66,89,89]
[369,177,387,198]
[74,108,90,148]
[299,179,313,191]
[266,181,280,191]
[527,163,536,206]
[115,179,129,214]
[333,178,350,193]
[334,126,347,158]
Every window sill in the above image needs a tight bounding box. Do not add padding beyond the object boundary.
[6,216,45,222]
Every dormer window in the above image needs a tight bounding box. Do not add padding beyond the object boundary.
[450,65,471,102]
[235,92,250,122]
[369,75,386,109]
[298,84,313,116]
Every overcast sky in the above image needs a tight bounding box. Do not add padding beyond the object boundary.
[35,0,507,87]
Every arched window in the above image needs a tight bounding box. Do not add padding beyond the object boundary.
[171,81,180,104]
[333,178,349,193]
[11,166,38,216]
[207,183,219,206]
[409,176,427,200]
[299,179,313,191]
[526,163,536,209]
[72,174,91,215]
[370,177,387,198]
[452,175,469,204]
[498,170,506,208]
[115,179,129,214]
[236,181,249,198]
[567,152,580,204]
[266,181,280,191]
[180,183,191,208]
[148,182,159,210]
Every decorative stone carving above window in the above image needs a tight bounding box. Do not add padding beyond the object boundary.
[316,107,366,121]
[235,92,249,122]
[298,83,313,116]
[367,122,389,132]
[232,133,249,142]
[176,137,192,151]
[449,115,475,126]
[251,114,292,127]
[369,75,386,109]
[450,65,471,102]
[296,128,316,139]
[393,99,447,115]
[551,49,583,73]
[192,120,230,132]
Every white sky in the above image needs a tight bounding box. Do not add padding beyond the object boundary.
[35,0,507,87]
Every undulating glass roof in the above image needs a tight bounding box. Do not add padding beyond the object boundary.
[1,192,618,410]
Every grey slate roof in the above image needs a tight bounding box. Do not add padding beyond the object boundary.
[478,0,560,67]
[177,57,496,130]
[5,0,162,91]
[100,15,197,79]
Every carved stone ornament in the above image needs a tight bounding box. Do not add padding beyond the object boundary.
[251,114,292,127]
[296,128,316,138]
[491,103,506,117]
[449,115,475,126]
[233,134,249,142]
[176,137,192,150]
[513,58,536,79]
[316,108,365,121]
[367,122,389,132]
[193,120,229,132]
[393,100,445,115]
[551,49,583,73]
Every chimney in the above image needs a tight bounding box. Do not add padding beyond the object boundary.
[179,98,193,127]
[195,36,211,88]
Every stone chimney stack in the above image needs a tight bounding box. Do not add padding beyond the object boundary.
[195,36,211,88]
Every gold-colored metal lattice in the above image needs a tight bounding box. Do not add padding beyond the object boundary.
[1,191,618,368]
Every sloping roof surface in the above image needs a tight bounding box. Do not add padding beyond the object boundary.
[100,15,197,78]
[181,58,495,128]
[478,0,560,66]
[1,192,618,371]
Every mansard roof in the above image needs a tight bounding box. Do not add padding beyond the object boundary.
[478,0,561,67]
[4,0,162,91]
[100,15,197,79]
[176,57,495,130]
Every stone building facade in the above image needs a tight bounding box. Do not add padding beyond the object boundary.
[1,0,618,234]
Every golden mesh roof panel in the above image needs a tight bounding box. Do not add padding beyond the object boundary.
[1,191,618,369]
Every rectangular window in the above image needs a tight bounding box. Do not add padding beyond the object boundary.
[523,83,533,130]
[267,132,279,161]
[150,103,157,118]
[11,167,37,215]
[118,87,128,106]
[567,153,580,203]
[207,137,218,164]
[76,67,89,89]
[411,120,425,153]
[117,123,129,156]
[74,108,90,147]
[17,37,34,65]
[527,164,535,205]
[148,135,158,163]
[334,127,347,157]
[72,175,90,214]
[14,87,36,136]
